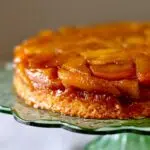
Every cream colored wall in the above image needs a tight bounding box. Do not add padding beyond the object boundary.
[0,0,150,60]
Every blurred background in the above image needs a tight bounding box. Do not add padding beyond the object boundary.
[0,0,150,149]
[1,0,150,61]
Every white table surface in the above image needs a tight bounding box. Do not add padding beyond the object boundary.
[0,113,98,150]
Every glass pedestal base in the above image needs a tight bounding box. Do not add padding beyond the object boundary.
[85,133,150,150]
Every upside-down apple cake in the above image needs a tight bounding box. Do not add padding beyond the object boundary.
[13,22,150,119]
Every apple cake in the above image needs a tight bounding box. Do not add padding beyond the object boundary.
[13,22,150,119]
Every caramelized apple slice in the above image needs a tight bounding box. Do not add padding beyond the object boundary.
[90,62,135,80]
[58,68,120,96]
[62,56,90,75]
[81,49,119,58]
[136,55,150,86]
[24,45,55,56]
[114,80,139,98]
[25,68,62,90]
[27,53,69,68]
[80,49,130,65]
[27,53,54,68]
[60,56,139,98]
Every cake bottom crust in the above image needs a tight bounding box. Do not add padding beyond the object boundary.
[13,73,150,119]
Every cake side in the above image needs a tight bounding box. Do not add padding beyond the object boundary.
[14,71,150,119]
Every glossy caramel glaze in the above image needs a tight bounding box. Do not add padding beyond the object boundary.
[13,22,150,118]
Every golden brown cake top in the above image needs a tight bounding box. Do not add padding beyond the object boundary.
[14,22,150,98]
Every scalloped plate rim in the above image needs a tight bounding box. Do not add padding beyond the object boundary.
[0,105,150,135]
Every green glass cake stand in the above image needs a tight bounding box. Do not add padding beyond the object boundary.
[0,62,150,150]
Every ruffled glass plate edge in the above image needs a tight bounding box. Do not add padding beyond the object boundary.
[0,104,150,135]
